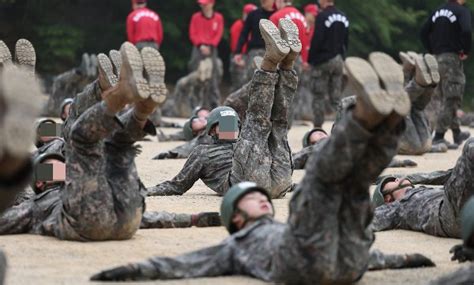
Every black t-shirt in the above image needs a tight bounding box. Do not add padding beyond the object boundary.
[235,7,274,54]
[308,6,349,66]
[420,2,472,55]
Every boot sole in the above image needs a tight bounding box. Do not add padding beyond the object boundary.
[399,51,415,66]
[89,54,98,78]
[369,52,410,117]
[0,41,12,66]
[97,53,118,89]
[141,47,167,104]
[278,18,302,53]
[14,39,36,75]
[120,42,150,100]
[259,19,290,64]
[109,49,122,77]
[0,68,42,157]
[414,53,432,86]
[423,54,440,85]
[345,57,392,116]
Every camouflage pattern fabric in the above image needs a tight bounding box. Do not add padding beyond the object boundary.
[435,53,466,133]
[99,112,405,283]
[153,134,213,160]
[31,138,66,161]
[245,48,265,80]
[292,143,324,170]
[224,82,250,122]
[460,112,474,127]
[310,55,344,127]
[429,264,474,285]
[292,67,314,121]
[372,138,474,238]
[135,41,159,51]
[157,130,186,142]
[229,54,248,92]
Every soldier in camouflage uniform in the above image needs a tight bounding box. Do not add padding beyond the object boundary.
[430,197,474,285]
[372,136,474,238]
[147,19,300,198]
[32,119,66,161]
[459,110,474,128]
[91,53,437,283]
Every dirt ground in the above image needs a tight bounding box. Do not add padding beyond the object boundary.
[0,118,472,285]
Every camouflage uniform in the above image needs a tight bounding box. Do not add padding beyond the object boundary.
[32,138,66,161]
[460,112,474,127]
[372,138,474,238]
[310,55,344,127]
[157,130,186,142]
[245,49,265,80]
[153,134,212,160]
[435,53,466,134]
[103,112,405,283]
[292,67,314,121]
[168,70,206,118]
[148,69,295,198]
[292,143,324,170]
[430,264,474,285]
[229,54,248,92]
[223,81,250,122]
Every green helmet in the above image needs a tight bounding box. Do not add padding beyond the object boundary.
[220,182,273,234]
[461,197,474,246]
[302,128,328,148]
[31,152,65,194]
[35,118,57,148]
[372,176,397,208]
[205,106,239,135]
[59,98,74,121]
[183,116,198,141]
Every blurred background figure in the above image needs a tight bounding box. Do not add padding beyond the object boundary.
[126,0,163,50]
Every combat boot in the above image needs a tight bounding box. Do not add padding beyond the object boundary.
[278,18,302,70]
[399,51,415,74]
[453,129,470,145]
[141,47,167,104]
[433,132,459,150]
[109,49,122,77]
[259,19,290,72]
[369,52,410,117]
[412,53,432,87]
[423,54,440,85]
[97,53,118,91]
[14,39,36,76]
[0,41,12,67]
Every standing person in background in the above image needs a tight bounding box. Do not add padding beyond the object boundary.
[126,0,163,50]
[188,0,224,109]
[229,3,257,91]
[304,4,319,52]
[234,0,275,80]
[308,0,348,128]
[420,0,471,148]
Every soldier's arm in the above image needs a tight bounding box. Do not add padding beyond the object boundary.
[406,169,453,186]
[459,8,472,55]
[368,249,435,270]
[140,211,221,229]
[292,146,314,170]
[147,148,205,196]
[91,242,234,281]
[370,203,401,232]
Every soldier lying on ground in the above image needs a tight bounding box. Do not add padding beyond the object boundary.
[157,114,206,142]
[147,19,301,199]
[371,137,474,238]
[430,197,474,285]
[0,40,43,285]
[33,118,65,161]
[59,98,73,121]
[91,49,437,282]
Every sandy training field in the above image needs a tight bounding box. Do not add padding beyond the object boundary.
[0,119,472,285]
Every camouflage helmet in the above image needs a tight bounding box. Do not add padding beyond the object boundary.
[59,98,74,121]
[31,152,66,194]
[35,118,57,148]
[205,106,239,135]
[183,116,199,141]
[372,176,397,208]
[220,182,273,234]
[461,197,474,245]
[302,128,328,148]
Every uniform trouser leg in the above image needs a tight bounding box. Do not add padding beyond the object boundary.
[48,69,83,115]
[54,102,139,240]
[328,55,344,115]
[399,80,434,155]
[439,138,474,237]
[0,199,34,234]
[273,113,402,284]
[230,70,278,192]
[245,49,265,80]
[140,211,192,228]
[188,46,202,72]
[435,53,465,133]
[229,54,247,92]
[311,61,330,127]
[205,49,221,108]
[267,69,297,198]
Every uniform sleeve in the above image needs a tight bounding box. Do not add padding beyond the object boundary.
[371,203,401,232]
[126,14,135,44]
[211,14,224,47]
[459,8,472,54]
[140,211,192,228]
[147,148,204,196]
[292,146,313,170]
[189,14,199,46]
[235,12,253,54]
[157,17,164,46]
[406,169,453,186]
[308,13,325,63]
[420,17,432,53]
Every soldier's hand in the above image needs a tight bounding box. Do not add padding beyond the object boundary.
[403,254,436,268]
[90,264,141,281]
[192,212,222,227]
[450,244,474,263]
[401,159,418,167]
[153,152,169,160]
[233,54,245,67]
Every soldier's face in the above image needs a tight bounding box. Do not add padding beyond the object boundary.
[235,191,273,220]
[197,109,210,119]
[382,178,412,203]
[309,131,328,145]
[191,118,207,132]
[62,104,71,121]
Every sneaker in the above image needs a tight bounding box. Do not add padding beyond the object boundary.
[423,54,440,85]
[369,52,410,117]
[259,19,290,71]
[140,47,167,104]
[109,49,122,77]
[119,42,150,100]
[453,130,470,145]
[14,39,36,76]
[278,18,301,69]
[97,53,118,90]
[345,57,393,116]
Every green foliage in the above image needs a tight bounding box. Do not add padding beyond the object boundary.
[0,0,473,107]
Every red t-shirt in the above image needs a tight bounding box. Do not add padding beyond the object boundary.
[126,7,163,45]
[270,6,310,63]
[230,19,248,53]
[189,12,224,47]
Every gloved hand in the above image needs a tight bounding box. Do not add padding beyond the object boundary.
[192,212,221,227]
[90,264,141,281]
[404,253,436,268]
[450,244,474,263]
